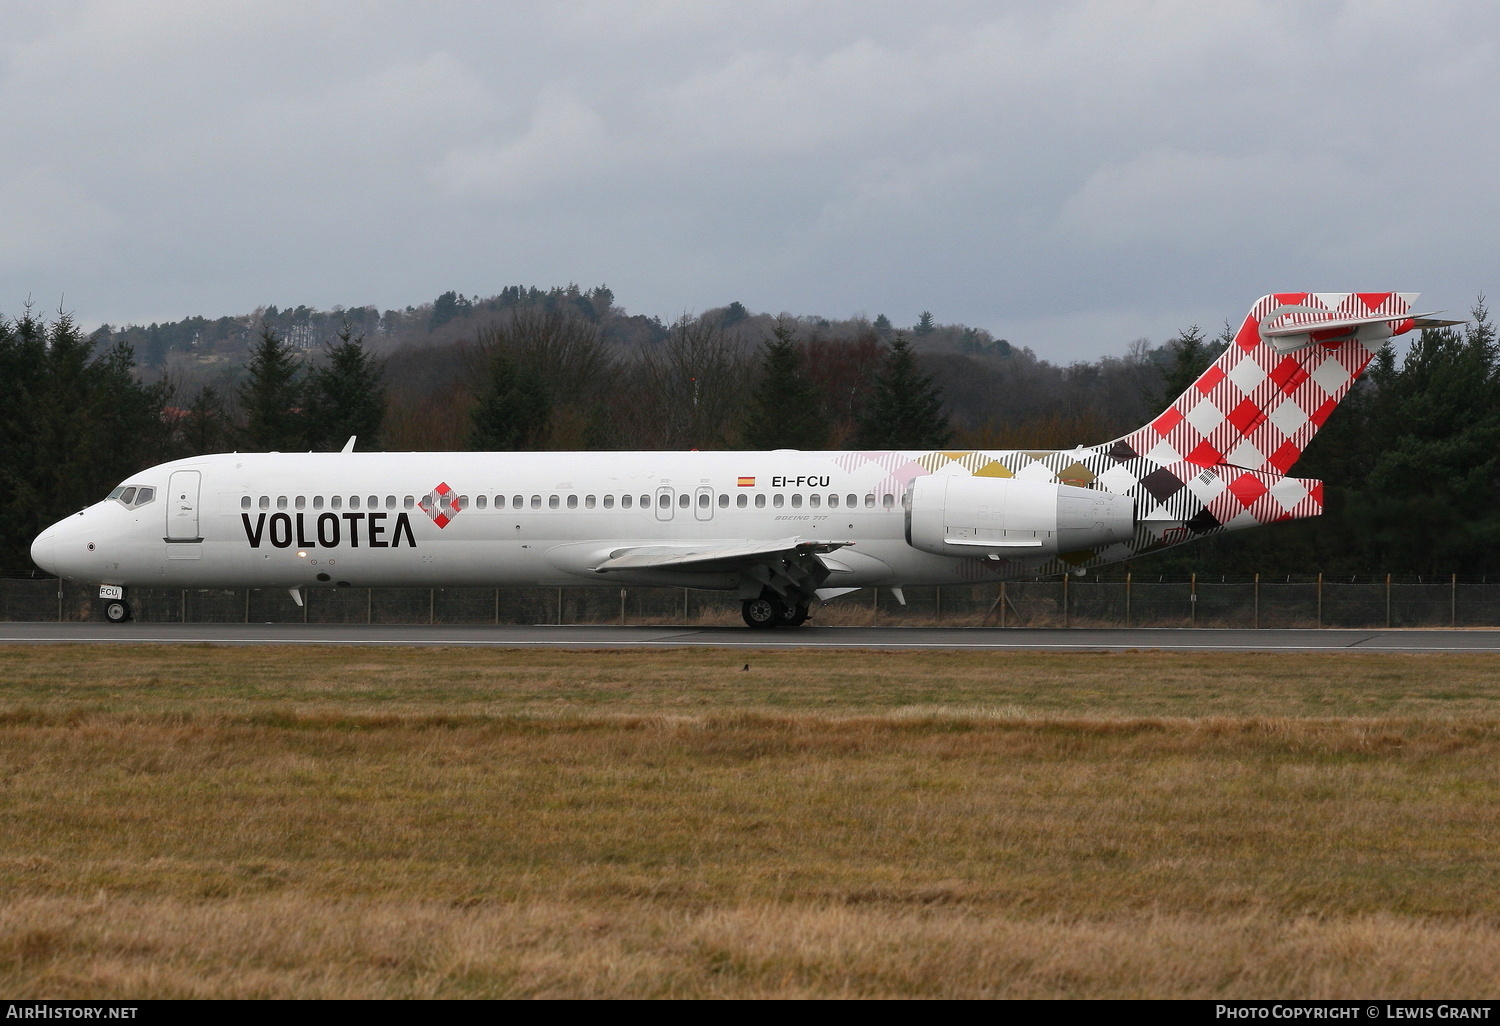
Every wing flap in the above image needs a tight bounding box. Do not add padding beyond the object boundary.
[593,538,852,573]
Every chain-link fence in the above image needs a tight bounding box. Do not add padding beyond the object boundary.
[2,573,1496,628]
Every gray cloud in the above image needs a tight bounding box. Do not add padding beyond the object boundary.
[2,0,1497,358]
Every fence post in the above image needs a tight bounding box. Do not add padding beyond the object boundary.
[1063,572,1070,628]
[429,588,435,625]
[872,587,878,625]
[1385,573,1392,628]
[57,580,63,623]
[1000,582,1007,628]
[1253,573,1260,630]
[1317,572,1323,628]
[935,586,942,623]
[1190,573,1197,626]
[494,588,500,626]
[367,588,373,625]
[557,587,563,625]
[683,587,689,624]
[620,588,627,626]
[1125,572,1131,627]
[245,589,251,623]
[1452,573,1457,627]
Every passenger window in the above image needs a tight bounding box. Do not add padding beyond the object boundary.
[697,493,709,508]
[791,494,803,508]
[531,495,542,509]
[882,494,895,508]
[404,496,414,510]
[259,496,270,510]
[585,495,596,509]
[477,495,487,509]
[847,494,858,507]
[755,494,766,508]
[736,494,747,508]
[621,495,632,509]
[604,495,614,509]
[277,496,288,510]
[549,495,559,509]
[773,494,784,508]
[512,495,522,509]
[828,494,838,508]
[678,493,689,508]
[350,496,361,510]
[313,496,324,510]
[386,495,396,509]
[458,495,469,509]
[120,487,137,504]
[367,495,377,508]
[659,494,670,509]
[718,494,729,508]
[864,494,875,508]
[295,496,306,510]
[331,496,342,510]
[241,496,251,509]
[809,494,820,508]
[641,495,650,508]
[566,495,578,509]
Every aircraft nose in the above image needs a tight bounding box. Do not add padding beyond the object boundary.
[30,525,58,576]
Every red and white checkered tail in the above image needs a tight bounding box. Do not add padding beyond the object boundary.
[1111,292,1419,475]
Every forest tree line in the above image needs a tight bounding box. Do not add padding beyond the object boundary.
[3,288,1498,579]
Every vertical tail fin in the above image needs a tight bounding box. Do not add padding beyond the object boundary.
[1112,292,1419,474]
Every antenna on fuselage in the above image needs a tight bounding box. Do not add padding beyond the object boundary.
[341,436,357,453]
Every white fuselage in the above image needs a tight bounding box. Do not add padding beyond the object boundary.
[33,449,1050,593]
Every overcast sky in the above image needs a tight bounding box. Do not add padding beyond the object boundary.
[2,0,1497,360]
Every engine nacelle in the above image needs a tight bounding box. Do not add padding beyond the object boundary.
[907,475,1135,559]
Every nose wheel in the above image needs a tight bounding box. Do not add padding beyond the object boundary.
[104,600,131,623]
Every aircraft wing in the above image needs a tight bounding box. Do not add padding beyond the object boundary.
[592,537,851,573]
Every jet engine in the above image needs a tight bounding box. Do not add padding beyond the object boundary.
[906,475,1135,559]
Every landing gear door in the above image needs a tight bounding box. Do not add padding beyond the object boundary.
[166,470,201,541]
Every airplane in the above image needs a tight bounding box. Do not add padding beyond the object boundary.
[30,292,1447,628]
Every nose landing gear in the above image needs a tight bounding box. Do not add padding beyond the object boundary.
[104,599,132,623]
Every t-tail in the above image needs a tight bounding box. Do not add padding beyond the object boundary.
[1099,292,1430,542]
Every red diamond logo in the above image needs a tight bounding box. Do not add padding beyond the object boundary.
[424,482,461,529]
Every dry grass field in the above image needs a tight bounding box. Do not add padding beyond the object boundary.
[1,644,1498,998]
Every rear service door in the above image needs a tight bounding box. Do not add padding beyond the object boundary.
[166,470,201,541]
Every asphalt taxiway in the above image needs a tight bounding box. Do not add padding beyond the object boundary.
[2,622,1499,652]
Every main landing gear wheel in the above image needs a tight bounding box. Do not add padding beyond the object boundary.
[779,602,810,627]
[741,594,783,629]
[104,600,131,623]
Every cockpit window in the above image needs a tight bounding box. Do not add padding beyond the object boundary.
[112,485,156,509]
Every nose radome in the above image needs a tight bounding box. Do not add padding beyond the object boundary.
[30,526,58,576]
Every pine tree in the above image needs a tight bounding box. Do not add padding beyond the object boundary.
[239,325,306,450]
[1148,325,1220,410]
[914,311,935,337]
[0,304,168,570]
[469,347,551,450]
[741,322,828,450]
[306,323,386,450]
[854,332,951,449]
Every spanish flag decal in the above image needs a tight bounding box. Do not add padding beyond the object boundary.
[737,476,755,487]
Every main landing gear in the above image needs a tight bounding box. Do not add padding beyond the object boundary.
[741,590,810,629]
